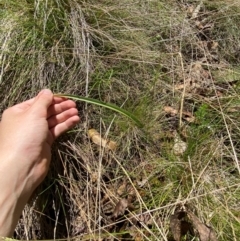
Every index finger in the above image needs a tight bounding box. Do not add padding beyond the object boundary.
[14,95,67,111]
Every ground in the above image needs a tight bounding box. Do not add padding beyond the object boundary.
[1,0,240,240]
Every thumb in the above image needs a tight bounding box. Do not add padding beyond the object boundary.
[30,89,53,117]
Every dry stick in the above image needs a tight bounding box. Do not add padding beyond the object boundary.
[230,222,237,241]
[53,200,60,240]
[97,126,107,240]
[0,31,11,85]
[84,20,90,97]
[178,52,186,129]
[22,210,29,240]
[82,12,92,235]
[188,156,195,188]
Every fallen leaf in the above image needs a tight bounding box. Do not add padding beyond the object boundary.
[112,199,129,218]
[112,198,135,219]
[138,213,153,226]
[163,106,195,123]
[191,3,202,19]
[187,5,194,16]
[170,213,181,241]
[117,180,127,196]
[135,234,143,241]
[88,129,117,151]
[127,186,136,199]
[187,211,218,241]
[182,111,195,123]
[196,20,205,29]
[170,210,193,241]
[227,107,240,113]
[164,106,178,115]
[174,84,185,90]
[207,41,218,50]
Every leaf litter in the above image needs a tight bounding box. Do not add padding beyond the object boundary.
[112,198,134,219]
[7,0,240,240]
[164,106,195,123]
[170,206,218,241]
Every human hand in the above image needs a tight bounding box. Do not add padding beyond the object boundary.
[0,89,80,236]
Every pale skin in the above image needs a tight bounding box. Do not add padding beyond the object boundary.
[0,89,80,237]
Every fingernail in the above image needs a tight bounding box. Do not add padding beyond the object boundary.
[40,89,52,95]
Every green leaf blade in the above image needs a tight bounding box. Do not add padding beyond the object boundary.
[54,94,143,128]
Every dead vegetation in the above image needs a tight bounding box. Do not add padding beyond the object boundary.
[1,0,240,240]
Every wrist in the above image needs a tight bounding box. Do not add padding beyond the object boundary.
[0,158,32,237]
[0,189,19,237]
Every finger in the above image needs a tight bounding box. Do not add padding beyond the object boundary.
[50,115,80,140]
[47,108,79,129]
[52,96,68,104]
[47,100,77,118]
[30,89,53,117]
[12,94,65,112]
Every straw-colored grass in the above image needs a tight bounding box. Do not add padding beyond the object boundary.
[1,0,240,240]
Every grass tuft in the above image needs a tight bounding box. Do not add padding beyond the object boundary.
[1,0,240,240]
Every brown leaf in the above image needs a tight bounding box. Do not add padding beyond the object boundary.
[207,41,218,51]
[117,180,127,196]
[187,5,194,16]
[163,106,178,115]
[88,129,117,151]
[196,20,205,29]
[187,211,218,241]
[227,106,240,113]
[139,213,153,226]
[135,234,143,241]
[170,214,181,241]
[211,41,218,50]
[112,198,129,218]
[174,84,185,90]
[182,111,195,123]
[170,211,193,241]
[191,3,202,19]
[164,106,195,123]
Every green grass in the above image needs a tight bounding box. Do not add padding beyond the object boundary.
[1,0,240,240]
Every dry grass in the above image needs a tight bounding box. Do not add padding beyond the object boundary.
[1,0,240,240]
